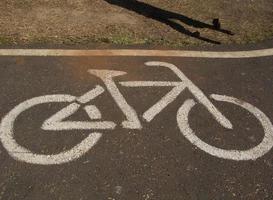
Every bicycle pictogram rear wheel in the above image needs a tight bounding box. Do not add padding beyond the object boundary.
[0,94,103,165]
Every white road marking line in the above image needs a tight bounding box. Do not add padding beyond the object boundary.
[145,61,233,129]
[76,85,105,104]
[84,105,102,120]
[0,48,273,58]
[42,102,116,131]
[88,69,142,129]
[143,84,186,122]
[120,81,181,87]
[43,121,116,131]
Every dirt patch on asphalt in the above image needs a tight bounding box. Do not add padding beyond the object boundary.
[0,0,273,47]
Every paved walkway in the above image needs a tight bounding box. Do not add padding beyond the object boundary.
[0,42,272,199]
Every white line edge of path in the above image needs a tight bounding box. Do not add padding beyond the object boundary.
[0,48,273,58]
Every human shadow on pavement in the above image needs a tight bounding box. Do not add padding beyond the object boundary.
[103,0,234,44]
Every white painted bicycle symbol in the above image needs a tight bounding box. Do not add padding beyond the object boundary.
[0,61,272,165]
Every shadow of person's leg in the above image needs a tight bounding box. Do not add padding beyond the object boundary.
[159,18,221,44]
[159,9,234,35]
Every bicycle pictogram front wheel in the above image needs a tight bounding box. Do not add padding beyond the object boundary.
[177,94,273,160]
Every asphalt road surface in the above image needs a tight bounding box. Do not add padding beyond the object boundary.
[0,43,273,200]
